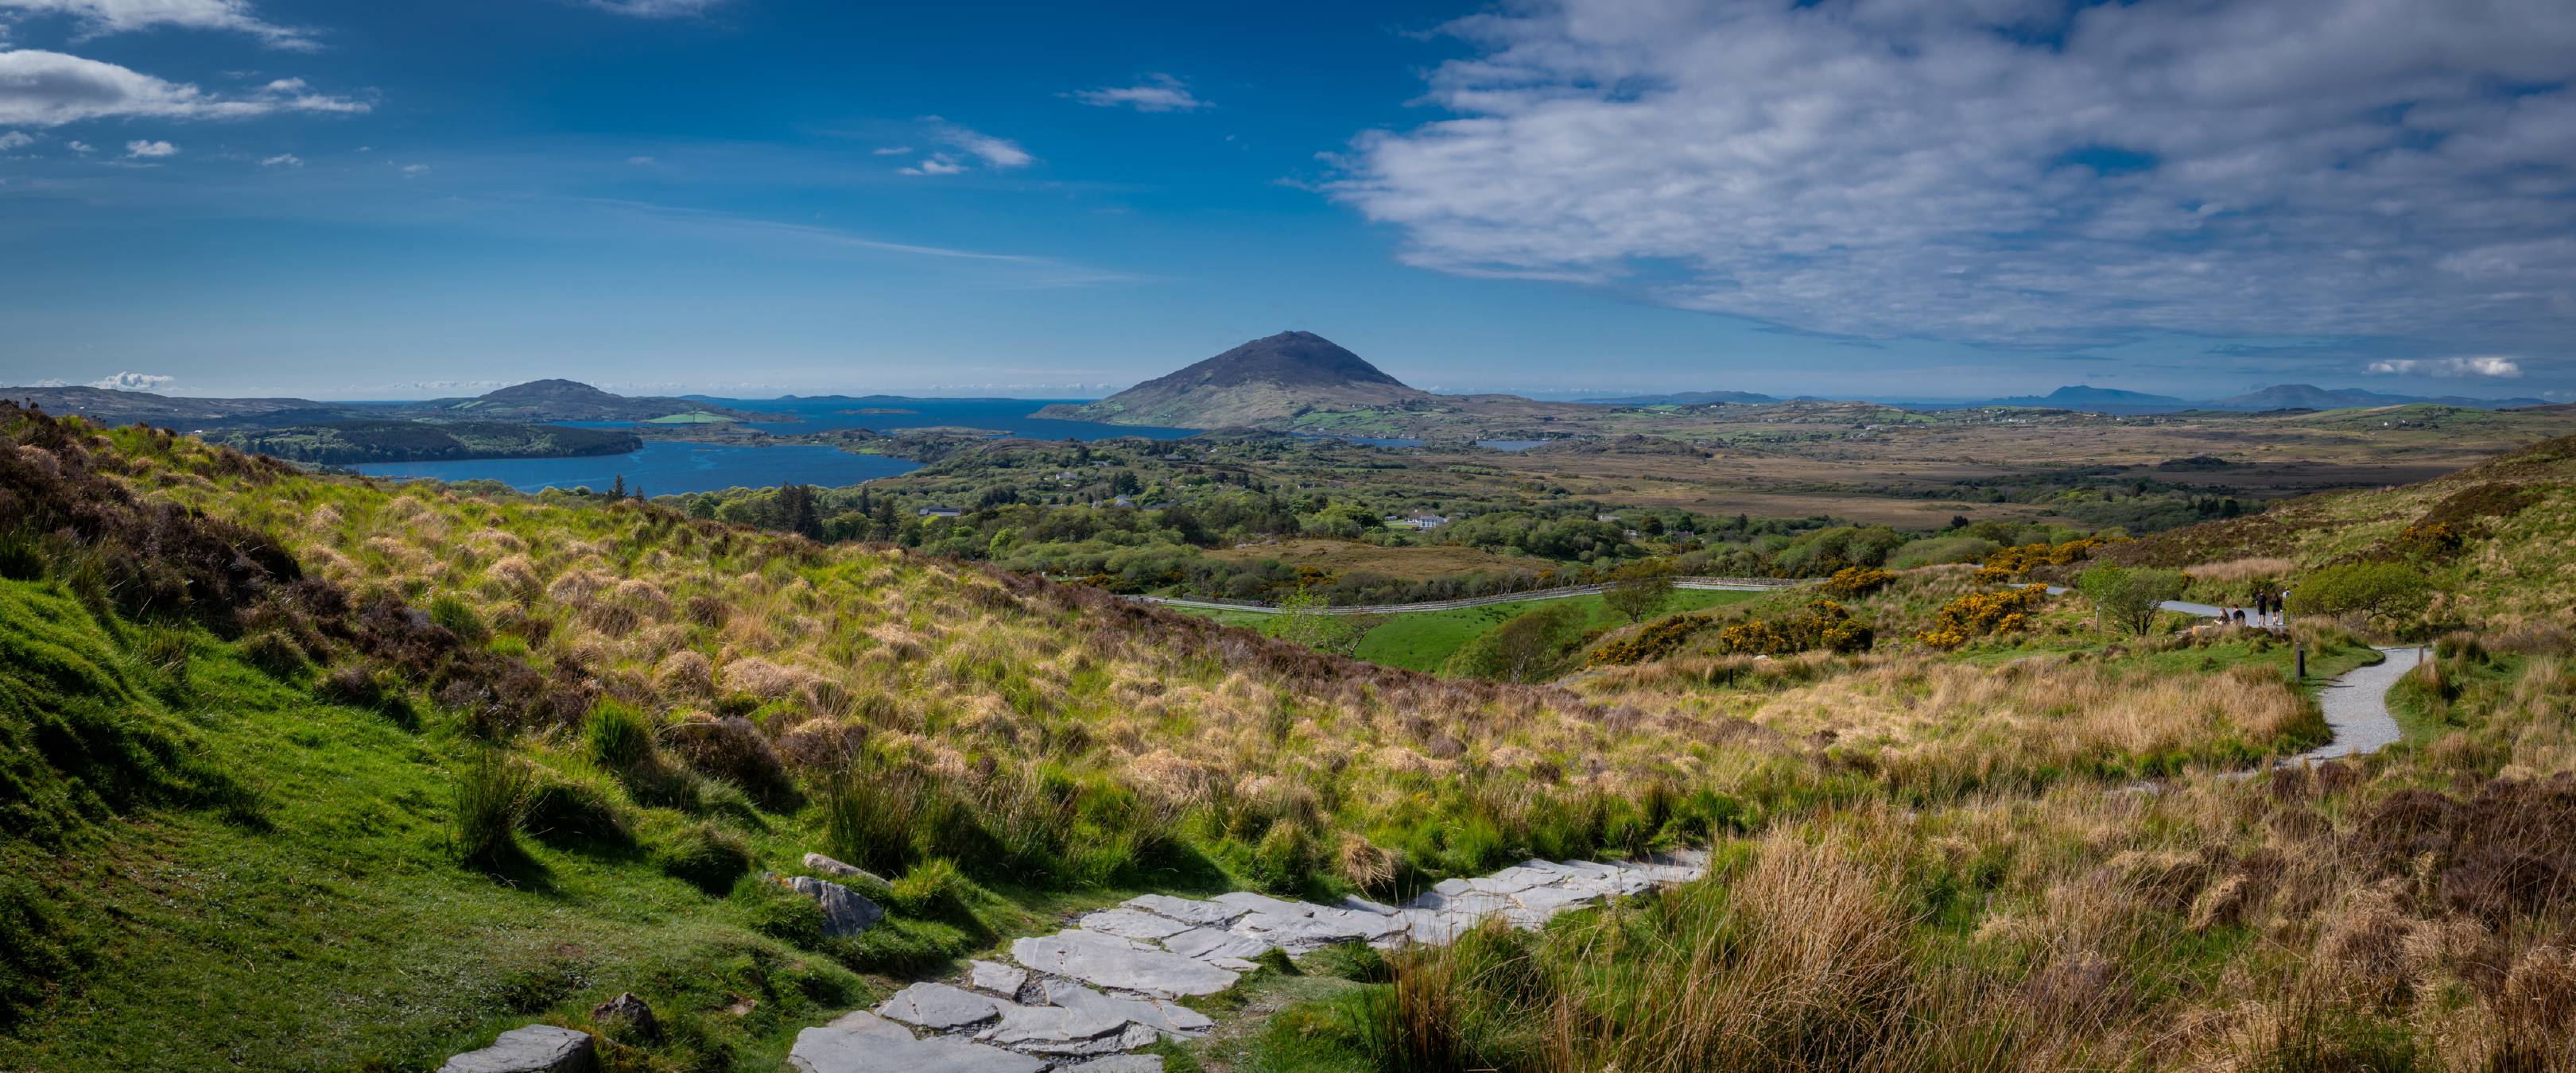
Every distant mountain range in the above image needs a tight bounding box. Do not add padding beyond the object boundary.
[5,378,769,428]
[1936,383,2552,414]
[1035,331,1434,428]
[1577,390,1788,406]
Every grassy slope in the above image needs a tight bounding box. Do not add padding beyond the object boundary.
[1174,589,1759,675]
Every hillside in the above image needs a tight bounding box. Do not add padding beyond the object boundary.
[1037,331,1434,428]
[2100,432,2576,624]
[405,379,766,423]
[201,420,642,464]
[1,385,376,428]
[8,404,2576,1071]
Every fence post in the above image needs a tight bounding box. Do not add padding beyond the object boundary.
[2295,645,2306,684]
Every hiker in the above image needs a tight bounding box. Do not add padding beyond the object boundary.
[2233,608,2248,627]
[2276,587,2291,628]
[2221,605,2237,629]
[2253,589,2270,627]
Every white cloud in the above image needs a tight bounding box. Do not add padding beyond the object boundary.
[1330,0,2576,356]
[64,138,88,152]
[924,117,1033,169]
[85,371,173,391]
[1068,74,1208,113]
[871,145,913,156]
[584,0,724,17]
[258,152,298,166]
[0,49,367,126]
[627,154,655,165]
[399,162,428,177]
[2367,356,2524,378]
[0,129,29,149]
[0,0,315,50]
[122,138,172,157]
[898,153,964,176]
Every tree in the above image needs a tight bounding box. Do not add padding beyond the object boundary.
[2075,565,2189,635]
[1263,589,1374,658]
[2291,563,2431,629]
[1604,560,1677,624]
[610,474,626,498]
[1444,602,1588,683]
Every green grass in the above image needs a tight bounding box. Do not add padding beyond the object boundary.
[1176,590,1760,675]
[642,411,737,424]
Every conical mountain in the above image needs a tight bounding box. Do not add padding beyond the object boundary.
[1041,331,1431,428]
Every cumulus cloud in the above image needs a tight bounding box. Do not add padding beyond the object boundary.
[584,0,724,17]
[0,0,316,50]
[399,162,428,176]
[0,129,30,149]
[0,49,367,126]
[1330,0,2576,356]
[258,152,298,166]
[85,371,173,391]
[1068,74,1208,113]
[924,117,1033,169]
[122,138,172,157]
[2368,356,2524,378]
[64,138,88,151]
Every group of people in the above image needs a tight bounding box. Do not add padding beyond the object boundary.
[2221,586,2291,630]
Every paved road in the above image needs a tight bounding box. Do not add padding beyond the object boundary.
[1133,576,1806,617]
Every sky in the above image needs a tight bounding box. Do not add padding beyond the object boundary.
[0,0,2570,402]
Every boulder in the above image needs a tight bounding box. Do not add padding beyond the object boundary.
[787,875,883,937]
[588,993,658,1042]
[439,1025,593,1073]
[802,852,888,885]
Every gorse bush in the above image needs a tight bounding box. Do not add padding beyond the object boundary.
[1820,566,1895,598]
[1918,584,2051,648]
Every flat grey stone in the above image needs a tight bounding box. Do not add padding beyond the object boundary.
[970,959,1030,997]
[876,982,1003,1030]
[1430,877,1475,897]
[1466,866,1558,894]
[440,1025,593,1073]
[1550,859,1624,879]
[1011,929,1241,998]
[1061,1056,1165,1073]
[1044,978,1216,1034]
[802,852,887,885]
[1123,894,1245,927]
[1338,894,1399,915]
[1162,926,1271,961]
[789,875,884,937]
[1406,889,1515,916]
[977,1003,1130,1054]
[1398,908,1471,944]
[824,1010,914,1040]
[1080,908,1196,940]
[1206,956,1261,972]
[1208,890,1316,917]
[789,1026,1046,1073]
[1511,884,1601,916]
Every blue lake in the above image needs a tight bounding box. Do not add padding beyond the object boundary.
[1476,440,1551,451]
[351,440,922,495]
[695,396,1200,441]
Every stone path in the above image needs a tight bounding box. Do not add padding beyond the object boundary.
[785,850,1712,1071]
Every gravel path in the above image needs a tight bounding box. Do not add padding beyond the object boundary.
[2287,645,2413,765]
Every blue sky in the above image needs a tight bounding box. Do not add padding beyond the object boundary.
[0,0,2570,401]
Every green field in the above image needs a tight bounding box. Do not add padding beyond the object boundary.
[1182,588,1762,674]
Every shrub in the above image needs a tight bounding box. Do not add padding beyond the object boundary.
[1886,535,1998,569]
[1918,584,2051,648]
[1714,599,1873,657]
[426,593,487,641]
[663,714,797,810]
[1587,613,1722,667]
[1973,538,2109,583]
[2292,563,2432,630]
[1819,567,1895,599]
[2075,565,2188,635]
[240,629,310,680]
[1444,602,1588,683]
[733,875,824,947]
[454,750,536,870]
[522,772,633,850]
[818,767,922,877]
[887,858,980,924]
[657,820,753,894]
[585,700,655,769]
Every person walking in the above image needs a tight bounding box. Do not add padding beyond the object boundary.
[2275,587,2291,629]
[2253,589,2271,630]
